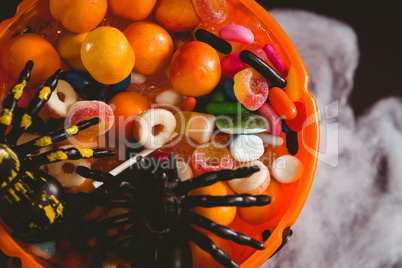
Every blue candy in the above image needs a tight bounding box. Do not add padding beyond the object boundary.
[109,73,131,92]
[27,241,56,259]
[224,79,237,101]
[281,118,291,133]
[61,71,100,92]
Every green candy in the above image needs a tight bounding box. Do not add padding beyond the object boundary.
[215,114,270,134]
[206,102,248,114]
[210,91,226,102]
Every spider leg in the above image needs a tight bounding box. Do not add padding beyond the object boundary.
[94,196,135,208]
[89,225,139,268]
[23,147,115,166]
[15,118,101,155]
[184,194,271,208]
[0,61,33,140]
[71,212,136,244]
[185,211,265,250]
[178,166,260,194]
[186,224,240,268]
[5,69,63,145]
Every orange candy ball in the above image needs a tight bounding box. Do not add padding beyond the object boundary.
[155,0,201,32]
[81,27,135,85]
[237,179,284,225]
[124,21,173,75]
[2,33,61,88]
[50,0,107,33]
[57,32,88,71]
[108,0,157,21]
[170,41,221,97]
[190,182,236,226]
[108,91,151,141]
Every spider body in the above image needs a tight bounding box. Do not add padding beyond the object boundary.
[0,61,115,241]
[74,155,271,268]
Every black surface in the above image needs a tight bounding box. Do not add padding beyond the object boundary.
[1,0,402,117]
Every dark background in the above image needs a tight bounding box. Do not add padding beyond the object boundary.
[2,0,402,117]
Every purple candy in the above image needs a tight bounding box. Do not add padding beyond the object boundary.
[263,44,287,75]
[219,25,254,44]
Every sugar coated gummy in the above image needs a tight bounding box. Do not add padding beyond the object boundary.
[192,0,229,24]
[233,67,269,111]
[192,141,234,175]
[228,160,270,195]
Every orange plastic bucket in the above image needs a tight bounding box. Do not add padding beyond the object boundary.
[0,0,320,267]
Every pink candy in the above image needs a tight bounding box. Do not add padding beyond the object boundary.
[263,44,286,75]
[219,25,254,44]
[221,53,245,76]
[258,103,282,136]
[152,152,169,162]
[17,89,32,109]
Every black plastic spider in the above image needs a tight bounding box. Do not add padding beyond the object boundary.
[69,153,271,268]
[0,61,115,240]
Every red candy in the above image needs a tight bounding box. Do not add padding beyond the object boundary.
[286,101,307,132]
[16,89,32,109]
[192,142,234,175]
[258,103,282,136]
[67,100,115,137]
[233,67,269,111]
[179,96,197,111]
[221,53,245,77]
[268,87,297,119]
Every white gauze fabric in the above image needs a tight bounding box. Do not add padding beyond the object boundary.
[260,9,402,268]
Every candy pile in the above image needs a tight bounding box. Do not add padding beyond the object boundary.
[0,0,309,266]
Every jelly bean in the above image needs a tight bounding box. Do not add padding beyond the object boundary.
[228,160,269,194]
[192,0,229,24]
[134,109,176,149]
[239,50,287,88]
[191,141,234,175]
[155,89,185,106]
[153,152,170,162]
[271,155,303,183]
[284,66,303,101]
[233,67,269,111]
[130,72,146,84]
[86,86,118,103]
[175,111,215,144]
[221,53,246,77]
[215,114,269,134]
[179,97,197,111]
[286,102,307,132]
[195,29,232,54]
[255,133,284,147]
[210,90,226,103]
[281,118,291,133]
[230,134,264,162]
[206,102,248,114]
[263,44,286,75]
[268,87,297,119]
[223,79,237,101]
[258,103,282,136]
[286,131,299,156]
[57,236,73,251]
[109,73,131,92]
[219,25,254,44]
[61,71,100,92]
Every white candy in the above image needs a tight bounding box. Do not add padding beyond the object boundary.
[130,72,146,84]
[47,158,91,188]
[177,160,193,181]
[271,155,303,183]
[230,134,264,162]
[228,160,270,195]
[135,108,176,149]
[255,133,284,147]
[155,89,185,106]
